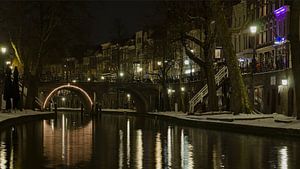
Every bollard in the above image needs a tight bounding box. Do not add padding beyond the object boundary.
[81,103,84,114]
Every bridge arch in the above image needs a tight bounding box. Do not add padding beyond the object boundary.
[42,83,93,111]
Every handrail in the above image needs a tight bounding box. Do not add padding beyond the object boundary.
[189,66,228,113]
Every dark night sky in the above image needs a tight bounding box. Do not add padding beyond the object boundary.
[86,1,161,44]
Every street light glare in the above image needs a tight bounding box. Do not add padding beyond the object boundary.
[120,72,124,77]
[181,87,185,92]
[1,47,7,54]
[250,26,257,34]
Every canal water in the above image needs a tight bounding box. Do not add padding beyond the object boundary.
[0,112,300,169]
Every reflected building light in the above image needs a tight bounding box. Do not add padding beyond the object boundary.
[127,119,130,166]
[51,119,55,131]
[167,126,172,168]
[181,129,184,169]
[155,133,162,169]
[9,142,14,169]
[62,114,65,160]
[278,146,288,169]
[0,142,7,169]
[180,129,194,169]
[119,130,124,169]
[136,130,143,169]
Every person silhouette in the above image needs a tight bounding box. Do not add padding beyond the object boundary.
[3,66,12,112]
[12,66,20,112]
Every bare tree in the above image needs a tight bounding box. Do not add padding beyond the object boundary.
[0,2,92,109]
[212,0,251,114]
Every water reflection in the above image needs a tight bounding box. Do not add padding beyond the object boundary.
[278,146,288,169]
[181,129,194,169]
[0,112,299,169]
[155,133,162,169]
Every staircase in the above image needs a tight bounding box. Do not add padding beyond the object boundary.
[189,66,228,113]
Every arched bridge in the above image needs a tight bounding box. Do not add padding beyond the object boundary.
[37,81,159,113]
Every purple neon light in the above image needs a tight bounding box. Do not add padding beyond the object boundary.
[274,6,288,17]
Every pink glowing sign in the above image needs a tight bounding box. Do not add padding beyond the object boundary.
[274,6,289,18]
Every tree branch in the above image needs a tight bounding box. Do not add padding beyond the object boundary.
[183,33,205,48]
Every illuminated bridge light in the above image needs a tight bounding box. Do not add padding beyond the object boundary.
[42,84,93,110]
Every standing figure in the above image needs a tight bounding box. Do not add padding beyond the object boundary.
[12,67,20,111]
[3,66,12,112]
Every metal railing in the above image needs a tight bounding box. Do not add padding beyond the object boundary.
[189,66,228,113]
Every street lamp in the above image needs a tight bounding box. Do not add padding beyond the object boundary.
[1,47,7,54]
[181,87,185,92]
[250,26,257,34]
[157,61,162,66]
[249,25,257,107]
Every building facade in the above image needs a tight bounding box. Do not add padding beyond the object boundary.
[232,0,295,116]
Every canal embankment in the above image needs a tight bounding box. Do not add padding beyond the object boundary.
[97,109,300,137]
[0,110,54,130]
[147,111,300,138]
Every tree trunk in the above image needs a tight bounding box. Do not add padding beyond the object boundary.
[213,0,251,114]
[161,80,170,111]
[289,0,300,119]
[204,22,218,111]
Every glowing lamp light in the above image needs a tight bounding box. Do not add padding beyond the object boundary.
[119,72,124,77]
[157,61,162,66]
[87,77,91,82]
[127,94,131,98]
[281,79,288,86]
[181,87,185,92]
[1,47,7,54]
[101,76,105,80]
[62,97,66,101]
[72,79,77,83]
[190,49,194,53]
[167,88,172,94]
[274,6,289,18]
[184,60,189,65]
[137,67,143,72]
[249,26,257,34]
[5,61,11,65]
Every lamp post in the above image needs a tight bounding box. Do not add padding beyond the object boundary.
[0,47,7,112]
[249,25,257,108]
